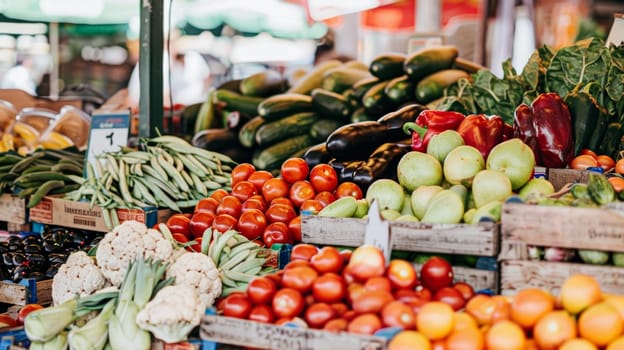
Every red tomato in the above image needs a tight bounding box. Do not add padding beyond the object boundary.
[17,304,43,324]
[189,211,215,239]
[289,180,316,207]
[263,222,293,248]
[242,197,267,213]
[434,287,466,311]
[248,304,275,323]
[314,191,336,208]
[347,313,382,335]
[209,189,229,203]
[163,342,195,350]
[216,196,242,219]
[281,158,309,184]
[265,203,296,224]
[284,260,312,270]
[272,288,305,319]
[212,213,238,232]
[343,310,358,322]
[166,214,191,239]
[381,301,416,329]
[331,302,349,316]
[580,148,598,159]
[309,164,338,193]
[420,257,454,293]
[310,246,343,274]
[347,283,366,305]
[312,272,347,304]
[406,298,429,316]
[187,237,202,253]
[220,293,253,319]
[172,233,188,245]
[394,289,420,304]
[387,259,418,290]
[415,286,433,302]
[194,197,220,214]
[324,318,348,332]
[282,266,318,293]
[288,216,302,242]
[453,282,475,301]
[290,244,319,262]
[247,277,277,305]
[346,245,386,282]
[305,302,336,329]
[262,178,290,203]
[231,181,258,202]
[264,273,283,288]
[334,182,363,200]
[300,199,324,213]
[248,171,273,192]
[270,197,295,209]
[237,209,267,241]
[339,249,352,265]
[230,163,256,186]
[364,276,392,293]
[352,290,394,314]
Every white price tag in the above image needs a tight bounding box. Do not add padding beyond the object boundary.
[86,112,130,177]
[364,199,392,263]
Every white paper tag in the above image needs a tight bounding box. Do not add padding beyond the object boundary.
[86,111,130,177]
[364,199,392,263]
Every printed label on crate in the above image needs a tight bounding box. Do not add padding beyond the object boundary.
[0,194,27,224]
[28,197,53,223]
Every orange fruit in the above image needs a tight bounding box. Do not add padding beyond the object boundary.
[560,338,598,350]
[570,154,599,170]
[605,295,624,320]
[388,330,432,350]
[465,294,497,326]
[510,288,555,329]
[578,302,624,347]
[560,274,602,314]
[485,320,526,350]
[597,155,616,172]
[533,311,577,350]
[453,312,478,332]
[490,295,511,323]
[431,339,447,350]
[416,302,455,341]
[446,327,485,350]
[607,336,624,350]
[608,177,624,193]
[616,158,624,175]
[524,339,540,350]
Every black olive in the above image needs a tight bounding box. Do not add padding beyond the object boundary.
[24,243,43,254]
[45,265,59,279]
[3,253,14,266]
[11,252,26,266]
[12,265,29,281]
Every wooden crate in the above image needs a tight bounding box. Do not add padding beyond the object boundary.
[200,315,387,350]
[500,202,624,295]
[0,279,52,306]
[0,194,27,225]
[547,168,590,191]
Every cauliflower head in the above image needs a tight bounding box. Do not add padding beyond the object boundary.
[135,284,204,343]
[52,251,106,305]
[96,220,174,286]
[166,251,221,306]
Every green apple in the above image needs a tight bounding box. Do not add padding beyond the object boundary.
[396,215,420,222]
[397,151,443,191]
[518,178,555,200]
[401,193,413,215]
[443,145,485,188]
[365,179,404,211]
[486,138,536,190]
[353,199,369,218]
[410,185,443,219]
[421,190,464,224]
[472,169,512,208]
[469,200,503,224]
[427,130,465,163]
[381,209,402,221]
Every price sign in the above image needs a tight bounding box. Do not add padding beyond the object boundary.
[607,13,624,47]
[86,112,130,177]
[364,199,392,263]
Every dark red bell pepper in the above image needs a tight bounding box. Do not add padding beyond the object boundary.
[402,110,465,152]
[456,114,505,159]
[513,93,574,168]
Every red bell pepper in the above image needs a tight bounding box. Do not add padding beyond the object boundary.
[513,104,542,164]
[402,110,465,152]
[456,114,505,159]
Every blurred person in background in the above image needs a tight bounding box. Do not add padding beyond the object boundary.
[1,54,37,95]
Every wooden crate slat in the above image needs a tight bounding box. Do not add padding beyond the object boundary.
[200,315,386,350]
[34,279,53,305]
[0,194,27,224]
[0,282,27,305]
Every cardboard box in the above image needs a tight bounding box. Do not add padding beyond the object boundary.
[0,194,27,225]
[29,196,172,232]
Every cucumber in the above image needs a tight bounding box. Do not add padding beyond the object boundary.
[404,45,459,82]
[287,68,309,88]
[343,60,369,71]
[369,53,406,80]
[253,134,315,170]
[213,89,263,116]
[321,68,371,94]
[255,112,318,146]
[290,146,311,159]
[318,196,358,217]
[238,116,266,148]
[415,69,470,104]
[310,119,344,143]
[453,57,487,74]
[385,75,415,104]
[311,88,352,120]
[240,69,287,97]
[217,79,242,93]
[288,60,342,95]
[362,81,392,116]
[351,76,380,102]
[257,93,314,121]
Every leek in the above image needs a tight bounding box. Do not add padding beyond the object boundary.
[68,299,115,350]
[28,331,68,350]
[25,299,77,342]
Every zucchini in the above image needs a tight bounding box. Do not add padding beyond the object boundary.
[415,69,470,104]
[350,76,380,102]
[287,68,309,88]
[369,53,406,80]
[453,57,487,74]
[238,116,266,148]
[321,68,371,94]
[362,81,392,117]
[255,112,318,146]
[384,75,415,105]
[217,79,242,93]
[213,89,263,116]
[350,107,376,123]
[288,60,342,95]
[311,88,351,120]
[310,119,344,143]
[240,69,286,97]
[257,93,314,121]
[253,134,315,170]
[404,45,459,82]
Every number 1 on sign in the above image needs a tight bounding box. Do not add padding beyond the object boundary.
[86,112,130,178]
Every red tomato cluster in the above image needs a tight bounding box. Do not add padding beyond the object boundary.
[217,244,477,335]
[168,159,364,248]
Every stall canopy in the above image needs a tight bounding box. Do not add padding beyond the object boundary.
[0,0,137,25]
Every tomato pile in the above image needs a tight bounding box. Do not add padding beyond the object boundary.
[166,159,364,248]
[217,244,476,335]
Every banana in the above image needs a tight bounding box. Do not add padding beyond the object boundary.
[2,134,14,151]
[13,123,40,145]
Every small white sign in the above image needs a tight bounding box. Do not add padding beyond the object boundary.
[86,111,130,177]
[607,13,624,47]
[364,199,392,263]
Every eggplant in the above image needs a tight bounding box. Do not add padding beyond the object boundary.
[192,128,240,152]
[377,104,426,140]
[303,143,331,169]
[11,252,26,266]
[13,265,29,281]
[45,265,60,279]
[24,243,43,254]
[3,253,13,267]
[350,143,411,190]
